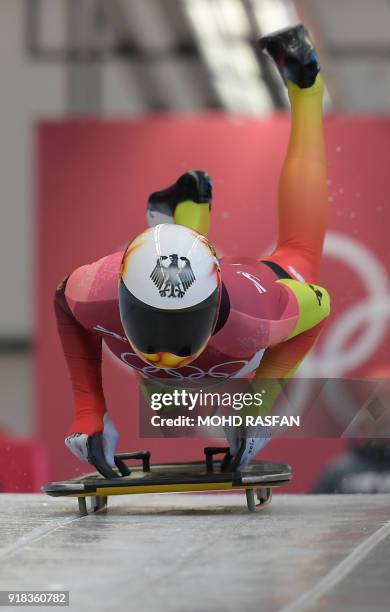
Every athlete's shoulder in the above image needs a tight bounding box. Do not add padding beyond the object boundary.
[64,250,125,330]
[66,251,124,300]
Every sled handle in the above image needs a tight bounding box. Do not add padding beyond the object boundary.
[115,451,151,473]
[204,447,230,473]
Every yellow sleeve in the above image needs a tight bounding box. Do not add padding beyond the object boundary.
[277,279,330,340]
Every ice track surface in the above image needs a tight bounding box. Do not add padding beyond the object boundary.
[0,494,389,612]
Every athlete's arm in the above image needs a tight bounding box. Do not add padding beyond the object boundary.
[255,319,326,380]
[224,320,327,471]
[54,280,106,435]
[226,280,330,471]
[277,279,330,340]
[54,279,119,475]
[251,281,330,427]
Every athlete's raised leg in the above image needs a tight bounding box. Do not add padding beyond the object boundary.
[260,26,328,283]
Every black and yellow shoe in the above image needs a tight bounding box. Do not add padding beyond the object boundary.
[259,24,320,89]
[147,170,212,234]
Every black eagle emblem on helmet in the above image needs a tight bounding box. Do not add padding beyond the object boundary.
[150,255,196,298]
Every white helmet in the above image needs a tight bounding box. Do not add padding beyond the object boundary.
[119,224,221,369]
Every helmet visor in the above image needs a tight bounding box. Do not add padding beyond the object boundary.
[119,280,220,357]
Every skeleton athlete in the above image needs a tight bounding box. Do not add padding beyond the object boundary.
[55,25,331,476]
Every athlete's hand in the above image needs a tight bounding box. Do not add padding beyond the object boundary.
[65,414,120,477]
[223,424,271,471]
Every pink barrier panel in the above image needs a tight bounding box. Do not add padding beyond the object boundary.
[0,432,48,492]
[36,114,390,490]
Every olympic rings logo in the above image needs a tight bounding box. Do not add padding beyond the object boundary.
[120,351,250,380]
